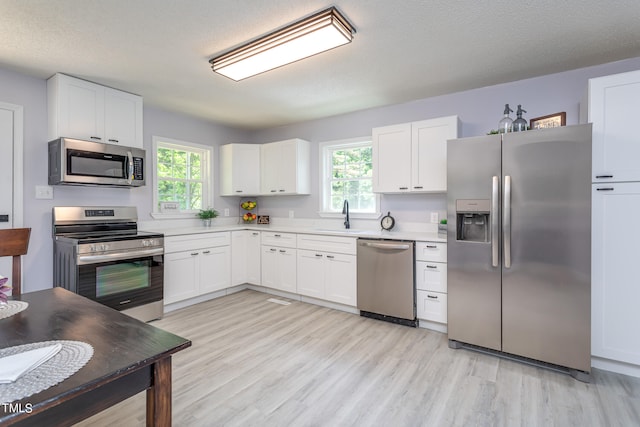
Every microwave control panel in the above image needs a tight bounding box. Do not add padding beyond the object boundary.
[133,157,144,180]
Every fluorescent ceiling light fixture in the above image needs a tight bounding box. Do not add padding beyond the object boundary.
[210,7,355,81]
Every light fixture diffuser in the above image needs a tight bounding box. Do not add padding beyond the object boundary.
[210,7,355,81]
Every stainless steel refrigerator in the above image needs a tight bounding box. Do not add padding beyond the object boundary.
[447,124,592,381]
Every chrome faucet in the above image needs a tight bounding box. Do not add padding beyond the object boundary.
[342,199,350,229]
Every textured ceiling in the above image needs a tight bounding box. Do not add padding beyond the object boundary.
[1,0,639,130]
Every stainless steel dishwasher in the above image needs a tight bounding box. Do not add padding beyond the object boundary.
[357,238,416,327]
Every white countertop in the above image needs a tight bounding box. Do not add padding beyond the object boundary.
[141,223,447,243]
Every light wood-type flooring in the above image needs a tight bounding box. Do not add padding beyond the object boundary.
[77,289,640,426]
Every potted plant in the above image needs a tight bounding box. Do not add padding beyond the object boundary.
[438,218,447,234]
[197,207,218,227]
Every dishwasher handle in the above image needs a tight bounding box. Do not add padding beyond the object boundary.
[360,241,411,251]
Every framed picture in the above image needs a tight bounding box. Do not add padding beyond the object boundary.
[529,112,566,130]
[257,215,270,225]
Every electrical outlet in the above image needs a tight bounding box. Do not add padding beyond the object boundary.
[289,210,294,218]
[430,212,439,224]
[224,208,230,217]
[35,185,54,199]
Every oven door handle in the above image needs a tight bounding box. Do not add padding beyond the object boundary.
[77,247,164,265]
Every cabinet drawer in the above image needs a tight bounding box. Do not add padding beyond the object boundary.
[261,232,297,248]
[415,261,447,293]
[416,241,447,262]
[416,290,447,323]
[165,232,231,253]
[297,234,357,255]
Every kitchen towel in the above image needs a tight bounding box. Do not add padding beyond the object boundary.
[0,344,62,383]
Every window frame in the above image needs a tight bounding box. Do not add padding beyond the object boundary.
[318,137,380,219]
[151,136,213,219]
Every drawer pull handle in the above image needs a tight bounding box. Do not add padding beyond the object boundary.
[595,175,613,179]
[108,139,119,143]
[326,255,335,259]
[279,249,286,253]
[274,234,281,237]
[270,190,277,193]
[191,252,199,256]
[427,295,438,299]
[203,250,211,254]
[90,136,102,140]
[596,188,614,191]
[426,265,437,269]
[399,186,409,190]
[426,245,437,249]
[270,248,277,252]
[413,186,423,189]
[315,254,323,257]
[252,232,259,236]
[235,190,243,193]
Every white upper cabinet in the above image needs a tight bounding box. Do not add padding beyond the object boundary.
[372,123,412,193]
[589,69,640,183]
[260,138,310,195]
[48,73,143,148]
[373,116,459,193]
[220,144,261,196]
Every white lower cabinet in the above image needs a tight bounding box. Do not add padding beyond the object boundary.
[592,182,640,366]
[261,246,297,293]
[231,230,261,286]
[164,232,231,305]
[296,234,357,306]
[415,241,447,324]
[297,250,357,306]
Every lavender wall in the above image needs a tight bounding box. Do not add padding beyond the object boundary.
[249,57,640,221]
[2,55,640,292]
[0,68,250,292]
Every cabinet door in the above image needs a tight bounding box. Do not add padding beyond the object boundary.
[296,249,325,299]
[372,123,411,193]
[324,253,357,306]
[277,248,297,293]
[278,139,298,194]
[231,231,248,286]
[416,290,447,323]
[411,116,458,192]
[56,75,105,142]
[246,231,261,285]
[590,70,640,183]
[220,144,261,196]
[260,143,280,194]
[261,246,279,288]
[164,251,199,304]
[416,261,447,293]
[200,246,231,294]
[592,183,640,364]
[104,88,143,147]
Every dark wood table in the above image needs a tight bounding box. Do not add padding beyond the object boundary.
[0,288,191,426]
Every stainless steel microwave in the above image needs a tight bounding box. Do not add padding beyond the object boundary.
[48,137,146,188]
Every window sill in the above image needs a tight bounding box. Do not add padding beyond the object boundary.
[318,211,381,220]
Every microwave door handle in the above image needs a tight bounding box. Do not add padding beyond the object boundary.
[127,151,133,185]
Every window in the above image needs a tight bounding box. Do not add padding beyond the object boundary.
[152,136,212,215]
[319,137,379,217]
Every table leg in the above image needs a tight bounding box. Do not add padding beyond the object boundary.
[147,356,172,427]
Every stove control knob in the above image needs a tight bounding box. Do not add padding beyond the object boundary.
[100,244,108,252]
[142,239,150,247]
[89,245,97,253]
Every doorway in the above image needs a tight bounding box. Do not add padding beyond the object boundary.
[0,102,24,290]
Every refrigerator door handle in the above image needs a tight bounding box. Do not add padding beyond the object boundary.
[504,175,512,268]
[491,175,500,267]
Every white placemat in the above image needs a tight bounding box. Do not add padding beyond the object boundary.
[0,301,28,320]
[0,340,94,403]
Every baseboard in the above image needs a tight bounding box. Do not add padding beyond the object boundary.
[591,356,640,378]
[418,319,448,334]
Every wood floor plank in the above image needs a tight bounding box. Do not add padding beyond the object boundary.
[75,289,640,427]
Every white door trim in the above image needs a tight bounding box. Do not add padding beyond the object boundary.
[0,101,24,227]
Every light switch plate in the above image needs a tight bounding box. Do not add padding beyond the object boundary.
[35,185,54,199]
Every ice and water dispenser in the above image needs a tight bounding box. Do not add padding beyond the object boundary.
[455,200,490,242]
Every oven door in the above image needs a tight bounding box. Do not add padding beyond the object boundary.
[76,250,163,312]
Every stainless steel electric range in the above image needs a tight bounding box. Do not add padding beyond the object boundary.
[52,206,164,322]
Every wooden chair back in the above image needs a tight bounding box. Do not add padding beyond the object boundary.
[0,228,31,297]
